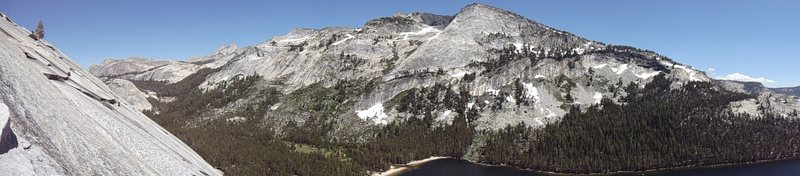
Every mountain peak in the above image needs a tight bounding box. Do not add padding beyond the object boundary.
[456,3,523,21]
[214,43,238,55]
[388,3,593,73]
[448,3,553,36]
[460,3,501,12]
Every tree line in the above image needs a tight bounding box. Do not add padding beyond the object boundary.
[480,74,800,173]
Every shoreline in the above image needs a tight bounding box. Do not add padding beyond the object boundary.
[606,156,800,175]
[379,155,800,175]
[375,156,452,176]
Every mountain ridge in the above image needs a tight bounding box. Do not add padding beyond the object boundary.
[91,3,800,129]
[770,86,800,97]
[86,3,800,175]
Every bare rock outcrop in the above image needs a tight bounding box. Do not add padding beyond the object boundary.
[0,12,220,175]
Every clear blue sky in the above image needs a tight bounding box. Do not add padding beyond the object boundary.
[1,0,798,87]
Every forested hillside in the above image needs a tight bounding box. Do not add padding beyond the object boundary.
[481,75,800,173]
[133,69,800,175]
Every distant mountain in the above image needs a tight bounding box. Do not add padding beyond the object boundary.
[771,86,800,96]
[0,12,220,175]
[89,3,800,175]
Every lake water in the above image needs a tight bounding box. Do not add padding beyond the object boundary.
[400,158,800,176]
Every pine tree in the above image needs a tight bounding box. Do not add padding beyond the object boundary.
[34,20,44,39]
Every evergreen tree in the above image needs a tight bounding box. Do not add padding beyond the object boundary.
[29,20,45,40]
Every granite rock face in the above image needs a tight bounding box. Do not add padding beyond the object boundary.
[92,3,798,130]
[0,12,220,175]
[104,78,154,111]
[716,80,800,117]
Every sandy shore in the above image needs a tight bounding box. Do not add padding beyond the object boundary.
[374,156,451,176]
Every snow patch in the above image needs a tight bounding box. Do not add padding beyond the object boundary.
[673,64,703,82]
[522,82,540,102]
[269,103,281,110]
[450,70,470,78]
[635,71,662,79]
[593,92,603,104]
[484,100,491,104]
[661,60,704,81]
[505,95,517,103]
[467,102,475,109]
[592,64,608,69]
[442,110,452,118]
[435,110,455,125]
[546,109,557,118]
[611,64,628,75]
[356,103,389,125]
[486,88,500,95]
[513,43,525,53]
[572,47,586,55]
[331,34,355,46]
[534,74,546,79]
[277,36,311,44]
[0,102,9,139]
[226,116,247,123]
[397,27,440,40]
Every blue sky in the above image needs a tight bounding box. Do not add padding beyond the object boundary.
[1,0,798,87]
